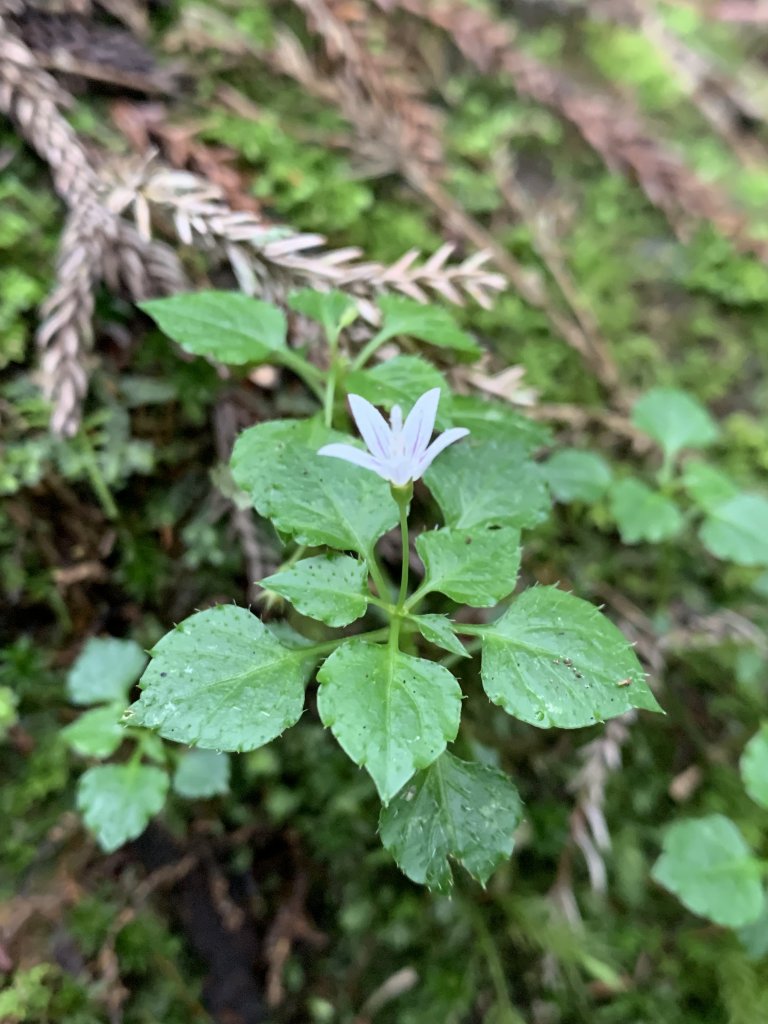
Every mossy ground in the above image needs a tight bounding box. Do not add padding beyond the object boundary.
[2,3,768,1021]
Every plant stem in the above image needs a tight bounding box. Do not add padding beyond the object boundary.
[79,432,119,520]
[366,547,391,601]
[323,362,337,427]
[279,349,326,403]
[350,330,386,372]
[300,627,389,659]
[469,902,525,1024]
[396,489,411,609]
[387,483,413,653]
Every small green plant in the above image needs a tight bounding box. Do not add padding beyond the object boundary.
[544,387,768,567]
[70,288,667,891]
[63,637,230,852]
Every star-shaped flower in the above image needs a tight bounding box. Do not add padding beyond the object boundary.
[319,388,469,486]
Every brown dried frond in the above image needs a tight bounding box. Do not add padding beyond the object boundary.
[37,201,109,436]
[594,0,768,165]
[291,0,445,179]
[132,164,506,309]
[0,17,186,433]
[387,0,768,260]
[566,712,635,895]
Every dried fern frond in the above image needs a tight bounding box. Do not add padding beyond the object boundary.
[0,16,186,433]
[388,0,768,260]
[37,202,109,436]
[125,164,506,310]
[567,713,635,895]
[294,0,445,178]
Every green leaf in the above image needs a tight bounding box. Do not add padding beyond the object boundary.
[140,291,287,365]
[425,436,550,531]
[445,395,551,451]
[543,449,613,503]
[316,640,462,802]
[373,296,481,358]
[481,587,661,728]
[738,899,768,959]
[741,725,768,809]
[345,356,449,423]
[77,763,169,853]
[632,387,718,461]
[681,459,738,512]
[609,478,683,543]
[67,637,148,707]
[128,605,313,751]
[0,686,18,739]
[231,418,398,553]
[699,494,768,566]
[652,815,764,928]
[262,553,369,627]
[415,525,521,606]
[379,752,523,891]
[62,705,126,758]
[410,615,469,658]
[173,749,231,799]
[288,289,358,340]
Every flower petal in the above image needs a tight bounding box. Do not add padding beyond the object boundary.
[414,427,469,476]
[401,388,441,460]
[318,443,388,479]
[348,394,391,460]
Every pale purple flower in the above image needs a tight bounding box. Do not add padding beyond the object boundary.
[319,388,469,486]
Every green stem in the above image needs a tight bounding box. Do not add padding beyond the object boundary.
[278,349,325,403]
[403,581,431,614]
[395,489,411,609]
[350,330,387,372]
[300,627,389,659]
[323,363,337,428]
[278,544,308,573]
[449,621,487,636]
[468,900,525,1024]
[366,547,391,601]
[78,432,119,520]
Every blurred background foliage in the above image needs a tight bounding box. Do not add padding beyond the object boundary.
[2,0,768,1021]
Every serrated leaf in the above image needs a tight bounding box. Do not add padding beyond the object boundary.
[544,449,613,503]
[632,388,718,461]
[345,356,449,425]
[410,615,469,658]
[415,525,521,606]
[425,435,550,531]
[681,460,738,512]
[77,763,169,853]
[317,640,462,802]
[128,606,313,751]
[652,815,764,928]
[373,296,481,358]
[140,291,287,365]
[62,705,126,758]
[610,478,683,544]
[379,752,523,891]
[262,553,369,627]
[481,587,661,728]
[67,637,148,707]
[741,725,768,809]
[288,289,358,340]
[231,418,397,553]
[699,494,768,566]
[173,749,230,799]
[446,395,551,451]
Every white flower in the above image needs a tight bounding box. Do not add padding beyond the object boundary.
[319,388,469,486]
